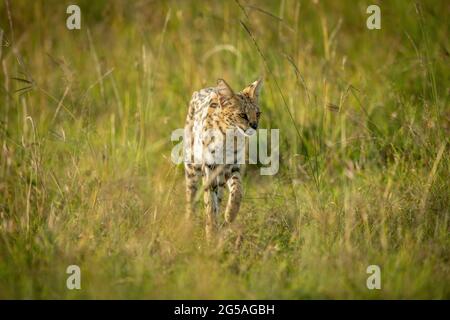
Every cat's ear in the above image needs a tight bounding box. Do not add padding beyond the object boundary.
[242,78,263,101]
[217,79,234,106]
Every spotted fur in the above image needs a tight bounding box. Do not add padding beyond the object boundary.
[184,78,263,240]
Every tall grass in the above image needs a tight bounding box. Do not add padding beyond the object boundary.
[0,0,448,299]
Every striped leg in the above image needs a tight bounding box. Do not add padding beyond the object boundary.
[224,165,242,224]
[185,163,201,218]
[217,172,226,209]
[203,164,220,241]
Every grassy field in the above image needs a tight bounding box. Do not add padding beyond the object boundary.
[0,0,449,299]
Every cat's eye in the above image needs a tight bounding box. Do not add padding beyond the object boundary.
[256,111,261,117]
[239,113,248,120]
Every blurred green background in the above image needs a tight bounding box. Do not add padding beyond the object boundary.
[0,0,448,298]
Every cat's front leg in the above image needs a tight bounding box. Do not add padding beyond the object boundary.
[224,165,242,224]
[202,164,220,241]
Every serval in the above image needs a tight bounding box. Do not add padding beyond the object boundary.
[184,78,263,240]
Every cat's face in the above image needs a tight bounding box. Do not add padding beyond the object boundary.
[216,79,263,136]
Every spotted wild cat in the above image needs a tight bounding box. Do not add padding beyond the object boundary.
[184,78,263,240]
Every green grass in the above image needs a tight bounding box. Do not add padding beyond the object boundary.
[0,0,449,299]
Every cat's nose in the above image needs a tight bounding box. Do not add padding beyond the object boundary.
[250,122,258,130]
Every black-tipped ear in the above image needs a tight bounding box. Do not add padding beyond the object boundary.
[216,79,235,107]
[242,78,263,100]
[217,79,234,98]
